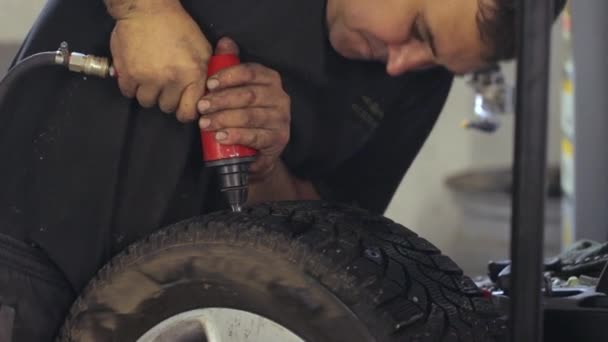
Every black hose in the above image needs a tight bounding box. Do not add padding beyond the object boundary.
[0,51,59,138]
[0,51,59,109]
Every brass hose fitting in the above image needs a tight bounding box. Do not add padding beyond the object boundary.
[55,42,115,78]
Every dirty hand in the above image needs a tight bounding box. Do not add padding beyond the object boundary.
[198,37,291,180]
[108,0,212,122]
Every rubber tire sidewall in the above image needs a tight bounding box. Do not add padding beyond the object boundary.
[62,236,376,342]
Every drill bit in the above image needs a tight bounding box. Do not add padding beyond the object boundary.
[215,160,252,212]
[224,187,247,213]
[230,202,243,213]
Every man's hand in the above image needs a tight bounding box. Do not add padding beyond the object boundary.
[107,0,212,122]
[198,38,291,180]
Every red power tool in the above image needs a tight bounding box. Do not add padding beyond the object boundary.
[201,54,257,212]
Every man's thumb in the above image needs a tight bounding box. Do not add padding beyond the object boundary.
[214,37,240,56]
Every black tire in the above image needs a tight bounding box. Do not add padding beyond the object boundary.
[59,201,508,342]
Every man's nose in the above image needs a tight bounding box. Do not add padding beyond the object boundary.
[386,44,434,76]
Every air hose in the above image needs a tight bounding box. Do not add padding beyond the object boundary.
[0,51,58,104]
[0,42,114,110]
[0,42,114,138]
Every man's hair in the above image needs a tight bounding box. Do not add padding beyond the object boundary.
[476,0,567,62]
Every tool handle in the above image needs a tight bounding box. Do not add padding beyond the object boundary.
[201,55,257,162]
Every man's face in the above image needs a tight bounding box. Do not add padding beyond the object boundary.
[326,0,489,75]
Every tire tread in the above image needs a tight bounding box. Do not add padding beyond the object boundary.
[59,201,507,342]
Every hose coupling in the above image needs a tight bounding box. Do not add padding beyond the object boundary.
[55,42,115,78]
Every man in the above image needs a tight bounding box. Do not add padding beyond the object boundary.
[0,0,564,340]
[104,0,497,206]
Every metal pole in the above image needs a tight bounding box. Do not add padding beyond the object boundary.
[510,1,554,341]
[570,0,608,242]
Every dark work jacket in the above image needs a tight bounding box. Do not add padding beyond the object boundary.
[0,0,453,290]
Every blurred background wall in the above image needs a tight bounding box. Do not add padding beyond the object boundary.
[0,0,46,71]
[0,1,566,276]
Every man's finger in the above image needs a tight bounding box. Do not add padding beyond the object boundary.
[249,156,275,179]
[117,75,137,98]
[136,84,162,108]
[198,86,277,114]
[214,37,240,56]
[199,107,275,131]
[158,82,185,114]
[215,128,276,151]
[207,63,279,91]
[176,81,206,122]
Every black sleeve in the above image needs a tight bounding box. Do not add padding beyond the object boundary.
[313,69,453,214]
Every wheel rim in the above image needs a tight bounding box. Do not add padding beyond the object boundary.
[137,308,306,342]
